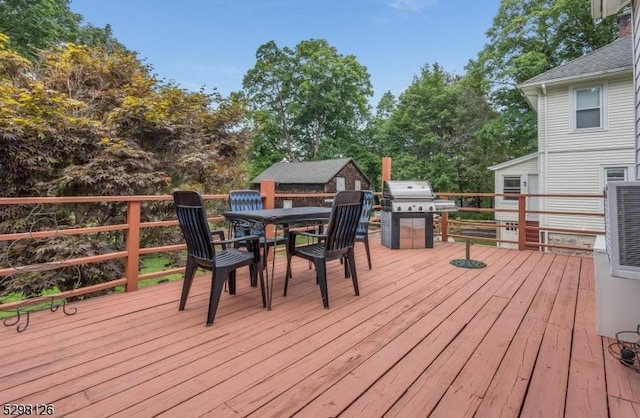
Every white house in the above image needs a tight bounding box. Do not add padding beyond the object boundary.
[490,29,636,249]
[592,1,640,180]
[591,0,640,341]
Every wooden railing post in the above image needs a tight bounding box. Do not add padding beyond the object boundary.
[261,179,276,209]
[518,195,526,250]
[125,200,141,292]
[260,179,276,239]
[441,194,449,242]
[382,157,392,188]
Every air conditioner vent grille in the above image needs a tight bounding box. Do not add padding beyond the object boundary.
[617,185,640,268]
[606,181,640,279]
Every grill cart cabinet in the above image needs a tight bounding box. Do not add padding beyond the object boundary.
[380,180,457,250]
[381,211,434,249]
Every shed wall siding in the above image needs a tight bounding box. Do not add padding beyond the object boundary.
[325,162,371,193]
[271,161,370,207]
[275,184,325,208]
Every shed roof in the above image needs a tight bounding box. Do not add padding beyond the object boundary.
[519,36,632,89]
[488,152,538,171]
[251,158,368,184]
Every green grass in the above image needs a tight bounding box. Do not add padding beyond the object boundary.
[114,255,184,291]
[1,255,184,319]
[139,255,184,287]
[0,288,64,319]
[1,287,61,304]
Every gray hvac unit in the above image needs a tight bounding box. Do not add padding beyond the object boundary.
[604,181,640,280]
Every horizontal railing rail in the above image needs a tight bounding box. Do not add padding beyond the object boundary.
[0,183,606,312]
[438,192,604,253]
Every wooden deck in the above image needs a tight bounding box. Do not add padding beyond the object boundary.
[1,239,639,417]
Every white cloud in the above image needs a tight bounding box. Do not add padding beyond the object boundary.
[389,0,437,14]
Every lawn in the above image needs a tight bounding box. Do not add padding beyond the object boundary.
[114,254,184,291]
[1,255,184,319]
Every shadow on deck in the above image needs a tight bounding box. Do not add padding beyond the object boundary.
[1,240,639,417]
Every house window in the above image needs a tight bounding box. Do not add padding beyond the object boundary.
[355,180,361,190]
[574,86,601,129]
[605,167,627,183]
[600,166,629,210]
[503,176,521,200]
[336,177,345,191]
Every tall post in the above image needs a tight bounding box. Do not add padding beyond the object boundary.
[125,200,141,292]
[382,156,392,189]
[518,194,527,250]
[441,194,449,243]
[260,179,276,239]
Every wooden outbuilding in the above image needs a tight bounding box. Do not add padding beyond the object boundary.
[251,158,371,207]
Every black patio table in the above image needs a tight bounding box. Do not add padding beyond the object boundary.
[222,206,332,309]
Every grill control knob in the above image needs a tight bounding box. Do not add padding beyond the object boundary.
[408,206,412,211]
[418,206,423,211]
[396,206,401,211]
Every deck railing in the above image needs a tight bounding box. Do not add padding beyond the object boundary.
[438,192,604,253]
[0,182,604,311]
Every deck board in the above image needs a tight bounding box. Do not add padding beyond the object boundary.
[290,247,513,418]
[465,254,568,418]
[384,250,543,417]
[565,257,608,418]
[241,249,510,418]
[519,255,581,418]
[1,239,638,417]
[429,252,553,418]
[337,249,528,417]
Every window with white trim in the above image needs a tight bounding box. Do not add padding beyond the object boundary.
[574,86,602,129]
[503,176,521,200]
[336,177,345,191]
[354,180,361,190]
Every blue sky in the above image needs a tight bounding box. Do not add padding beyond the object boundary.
[70,0,501,105]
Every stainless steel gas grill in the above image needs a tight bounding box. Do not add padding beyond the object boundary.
[380,180,457,249]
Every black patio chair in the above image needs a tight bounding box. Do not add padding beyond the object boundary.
[284,190,364,308]
[173,191,265,326]
[228,189,287,284]
[355,190,375,270]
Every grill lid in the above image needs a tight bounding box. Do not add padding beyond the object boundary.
[383,180,436,200]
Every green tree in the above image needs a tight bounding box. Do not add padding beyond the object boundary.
[0,0,82,60]
[467,0,617,158]
[0,38,252,297]
[376,64,497,196]
[243,39,373,173]
[367,91,397,159]
[76,23,127,52]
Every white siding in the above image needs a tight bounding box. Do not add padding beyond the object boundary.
[544,78,634,153]
[497,222,518,249]
[634,0,640,179]
[541,149,635,232]
[504,28,637,245]
[493,157,539,223]
[538,73,635,234]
